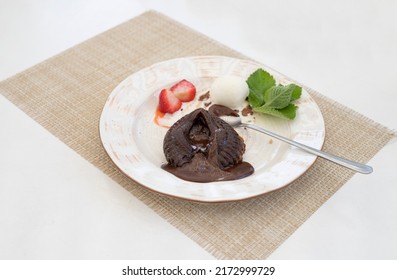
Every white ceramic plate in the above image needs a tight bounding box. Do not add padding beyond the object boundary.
[99,56,325,202]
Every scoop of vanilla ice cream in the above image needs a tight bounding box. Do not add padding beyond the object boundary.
[210,75,249,108]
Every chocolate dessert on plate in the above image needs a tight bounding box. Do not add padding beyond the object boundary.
[162,107,254,182]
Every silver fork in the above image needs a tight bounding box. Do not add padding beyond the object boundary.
[220,115,373,174]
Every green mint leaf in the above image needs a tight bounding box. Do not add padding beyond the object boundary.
[246,68,276,107]
[246,68,302,120]
[253,103,298,120]
[290,84,302,101]
[263,85,294,109]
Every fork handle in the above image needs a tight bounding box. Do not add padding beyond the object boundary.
[243,123,373,174]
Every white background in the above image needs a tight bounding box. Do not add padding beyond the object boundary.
[1,0,397,259]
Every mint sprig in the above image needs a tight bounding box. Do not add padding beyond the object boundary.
[246,69,301,120]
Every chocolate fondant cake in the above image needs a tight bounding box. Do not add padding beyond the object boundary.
[162,108,254,182]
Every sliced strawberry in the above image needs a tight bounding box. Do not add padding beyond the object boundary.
[170,79,196,102]
[158,89,182,114]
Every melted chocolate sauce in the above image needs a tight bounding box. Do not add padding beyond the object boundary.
[162,154,254,183]
[208,104,239,117]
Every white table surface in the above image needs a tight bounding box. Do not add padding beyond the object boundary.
[1,0,396,260]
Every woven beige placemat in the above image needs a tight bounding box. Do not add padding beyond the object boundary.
[1,11,395,259]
